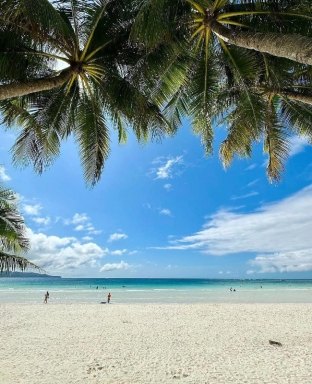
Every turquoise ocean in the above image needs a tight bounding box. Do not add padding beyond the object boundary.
[0,278,312,304]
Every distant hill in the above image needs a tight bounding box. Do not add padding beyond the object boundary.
[0,272,61,278]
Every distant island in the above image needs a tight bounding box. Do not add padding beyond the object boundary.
[0,272,61,278]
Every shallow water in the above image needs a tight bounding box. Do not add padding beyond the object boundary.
[0,278,311,304]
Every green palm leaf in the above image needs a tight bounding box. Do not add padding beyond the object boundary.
[75,93,110,186]
[0,251,39,273]
[264,98,290,182]
[0,185,40,272]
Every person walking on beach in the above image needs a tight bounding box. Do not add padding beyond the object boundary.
[44,291,49,304]
[107,292,111,304]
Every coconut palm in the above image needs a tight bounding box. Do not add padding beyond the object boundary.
[0,185,38,272]
[0,0,172,185]
[131,0,312,180]
[132,0,312,65]
[218,56,312,181]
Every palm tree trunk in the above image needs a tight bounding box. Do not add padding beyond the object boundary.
[211,23,312,66]
[0,69,72,101]
[258,88,312,106]
[279,90,312,106]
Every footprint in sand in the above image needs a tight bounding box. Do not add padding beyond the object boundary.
[87,359,104,375]
[170,369,189,379]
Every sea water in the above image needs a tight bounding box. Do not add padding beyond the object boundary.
[0,278,311,304]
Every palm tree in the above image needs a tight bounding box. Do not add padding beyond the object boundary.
[1,1,312,184]
[0,0,172,185]
[218,56,312,181]
[132,0,312,65]
[131,0,312,181]
[0,185,38,272]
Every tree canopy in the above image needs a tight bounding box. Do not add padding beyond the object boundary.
[132,0,312,181]
[0,0,312,183]
[0,0,173,185]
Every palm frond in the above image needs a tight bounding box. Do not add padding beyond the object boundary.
[2,0,77,54]
[130,0,180,48]
[220,91,265,167]
[0,186,29,253]
[280,98,312,142]
[264,98,289,182]
[75,93,110,186]
[0,251,40,272]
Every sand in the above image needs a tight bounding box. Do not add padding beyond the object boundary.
[1,303,311,384]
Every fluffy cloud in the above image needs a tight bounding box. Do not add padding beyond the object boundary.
[108,232,128,242]
[32,216,51,226]
[159,208,172,216]
[100,261,130,272]
[152,155,183,180]
[65,213,101,235]
[23,204,42,216]
[71,213,89,225]
[82,236,93,242]
[0,165,11,182]
[75,225,85,231]
[86,225,102,235]
[110,249,128,256]
[160,185,312,273]
[288,136,308,157]
[27,229,107,271]
[249,250,312,273]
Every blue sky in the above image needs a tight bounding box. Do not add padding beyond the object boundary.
[1,119,312,278]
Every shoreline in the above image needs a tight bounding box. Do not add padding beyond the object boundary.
[1,303,311,383]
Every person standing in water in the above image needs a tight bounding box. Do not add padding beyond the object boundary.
[107,292,111,303]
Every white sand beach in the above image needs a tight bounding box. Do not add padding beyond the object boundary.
[1,303,311,384]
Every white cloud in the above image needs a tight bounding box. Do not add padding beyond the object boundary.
[247,179,259,188]
[231,191,259,201]
[128,250,138,255]
[245,164,257,171]
[160,185,312,273]
[65,213,101,235]
[0,165,11,182]
[23,204,42,216]
[75,225,85,231]
[111,249,128,256]
[26,229,107,271]
[85,224,102,235]
[288,136,308,157]
[250,250,312,273]
[71,213,89,225]
[164,183,172,191]
[159,208,172,216]
[108,232,128,242]
[152,155,183,179]
[32,216,51,226]
[246,270,255,275]
[82,236,93,242]
[100,261,130,272]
